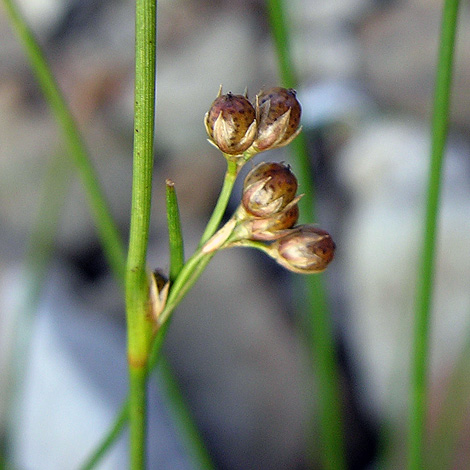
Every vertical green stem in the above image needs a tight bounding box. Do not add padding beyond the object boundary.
[128,368,148,469]
[126,0,157,467]
[265,0,297,88]
[1,0,126,284]
[266,0,346,468]
[305,275,346,470]
[408,0,460,469]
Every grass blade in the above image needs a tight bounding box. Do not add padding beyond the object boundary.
[166,179,185,281]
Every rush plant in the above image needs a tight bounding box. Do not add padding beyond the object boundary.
[1,0,462,468]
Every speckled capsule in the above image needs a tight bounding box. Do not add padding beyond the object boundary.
[273,226,335,273]
[249,203,299,241]
[253,87,302,151]
[242,162,298,217]
[204,92,257,155]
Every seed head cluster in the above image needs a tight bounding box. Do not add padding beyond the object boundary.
[205,86,302,159]
[202,86,335,274]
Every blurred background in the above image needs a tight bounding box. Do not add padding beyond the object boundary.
[1,0,470,468]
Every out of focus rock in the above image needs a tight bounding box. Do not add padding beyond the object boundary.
[164,246,311,470]
[5,263,196,470]
[359,0,470,129]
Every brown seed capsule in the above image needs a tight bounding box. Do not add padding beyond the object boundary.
[272,226,335,273]
[248,202,299,241]
[204,88,257,155]
[251,87,302,152]
[242,162,298,217]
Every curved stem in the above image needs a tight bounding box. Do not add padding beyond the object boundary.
[158,249,208,325]
[199,159,241,246]
[159,160,243,325]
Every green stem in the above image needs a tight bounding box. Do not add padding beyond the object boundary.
[80,156,237,469]
[408,0,460,469]
[126,0,157,467]
[265,0,298,89]
[3,2,214,469]
[158,249,209,325]
[129,367,148,469]
[1,0,126,284]
[79,322,170,470]
[199,159,240,246]
[304,275,346,470]
[157,359,215,468]
[158,160,244,325]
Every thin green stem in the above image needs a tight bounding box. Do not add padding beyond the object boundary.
[1,0,126,284]
[79,321,170,470]
[199,159,240,246]
[304,275,346,469]
[166,180,185,282]
[408,1,460,468]
[162,180,216,468]
[265,0,297,89]
[80,157,237,470]
[266,0,346,469]
[3,1,214,469]
[128,367,148,470]
[126,0,157,467]
[159,160,244,325]
[157,359,215,468]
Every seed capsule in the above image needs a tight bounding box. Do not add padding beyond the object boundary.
[251,87,302,152]
[247,202,299,241]
[271,226,335,273]
[242,162,298,217]
[204,88,257,155]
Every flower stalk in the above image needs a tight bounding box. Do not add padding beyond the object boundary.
[125,0,157,467]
